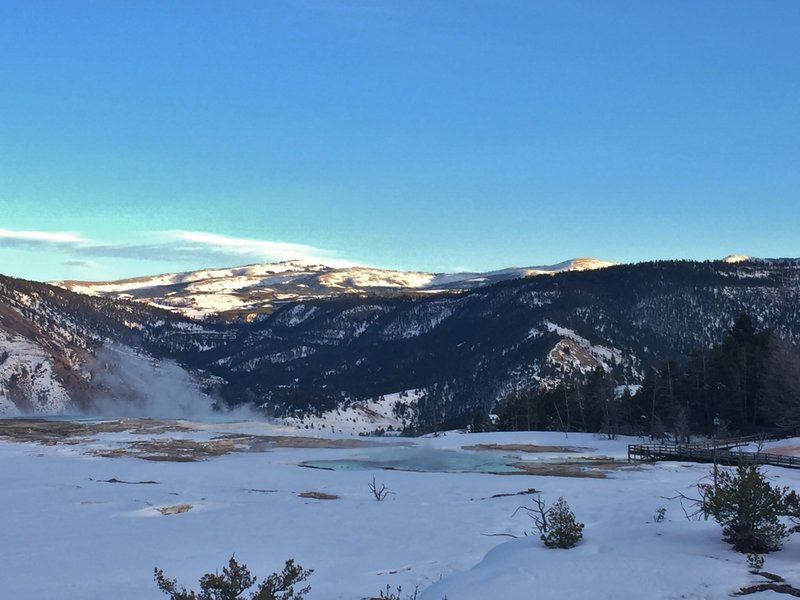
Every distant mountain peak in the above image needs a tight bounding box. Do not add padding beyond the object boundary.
[51,257,619,320]
[523,257,619,274]
[723,255,752,263]
[563,257,620,270]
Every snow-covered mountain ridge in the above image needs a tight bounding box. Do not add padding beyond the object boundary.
[3,258,800,426]
[53,257,618,320]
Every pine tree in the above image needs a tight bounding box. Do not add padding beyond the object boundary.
[698,465,791,553]
[540,497,584,549]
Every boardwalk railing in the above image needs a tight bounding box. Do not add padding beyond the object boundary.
[628,437,800,470]
[671,434,764,451]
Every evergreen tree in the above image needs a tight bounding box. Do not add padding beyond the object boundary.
[540,497,585,549]
[699,465,791,553]
[632,314,782,436]
[760,339,800,430]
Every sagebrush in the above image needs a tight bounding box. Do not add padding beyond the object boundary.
[154,555,312,600]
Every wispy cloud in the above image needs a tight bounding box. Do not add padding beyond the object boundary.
[0,227,355,270]
[0,228,87,246]
[61,259,95,268]
[167,231,356,268]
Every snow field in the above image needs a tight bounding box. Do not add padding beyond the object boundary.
[1,427,799,599]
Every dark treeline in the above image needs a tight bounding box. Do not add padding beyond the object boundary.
[494,367,621,437]
[495,315,800,439]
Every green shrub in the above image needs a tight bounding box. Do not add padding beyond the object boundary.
[746,552,764,572]
[699,464,791,553]
[540,496,584,549]
[521,494,584,549]
[154,555,312,600]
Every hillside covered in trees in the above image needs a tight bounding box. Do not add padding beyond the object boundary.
[496,314,800,438]
[1,259,799,431]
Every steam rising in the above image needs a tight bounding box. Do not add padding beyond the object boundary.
[87,346,259,421]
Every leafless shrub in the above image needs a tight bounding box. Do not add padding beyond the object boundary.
[369,475,392,501]
[371,585,447,600]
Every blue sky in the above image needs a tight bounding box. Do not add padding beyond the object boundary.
[1,1,798,281]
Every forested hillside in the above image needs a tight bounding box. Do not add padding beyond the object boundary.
[1,259,799,431]
[497,314,800,439]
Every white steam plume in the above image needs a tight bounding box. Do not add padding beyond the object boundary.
[87,346,259,421]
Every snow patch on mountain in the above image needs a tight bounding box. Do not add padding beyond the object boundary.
[58,260,326,295]
[318,267,436,290]
[52,258,618,319]
[0,331,72,415]
[233,345,318,371]
[544,321,623,373]
[273,304,319,327]
[278,390,421,435]
[723,255,752,263]
[382,300,460,339]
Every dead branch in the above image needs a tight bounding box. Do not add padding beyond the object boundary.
[734,583,800,597]
[368,475,392,501]
[513,494,549,535]
[662,491,704,521]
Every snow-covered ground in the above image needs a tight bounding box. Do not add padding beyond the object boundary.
[2,422,799,599]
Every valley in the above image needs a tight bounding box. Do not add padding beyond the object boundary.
[2,258,799,432]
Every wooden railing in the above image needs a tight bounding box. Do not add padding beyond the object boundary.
[675,434,764,451]
[628,437,800,470]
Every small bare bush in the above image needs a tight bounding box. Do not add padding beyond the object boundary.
[369,475,392,501]
[372,584,447,600]
[374,584,417,599]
